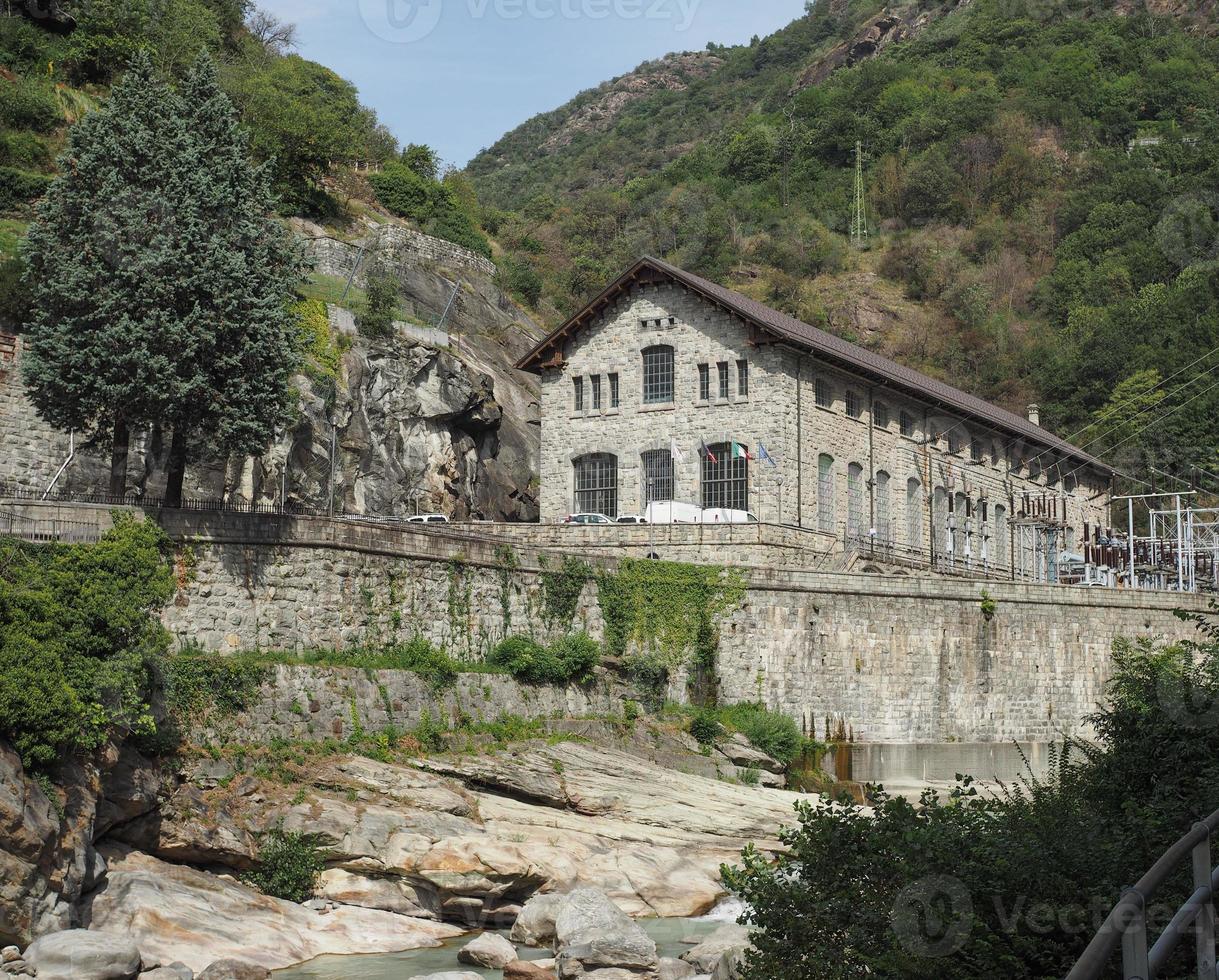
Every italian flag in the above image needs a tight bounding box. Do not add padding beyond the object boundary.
[732,442,753,461]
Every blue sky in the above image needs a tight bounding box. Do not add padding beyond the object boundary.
[262,0,810,166]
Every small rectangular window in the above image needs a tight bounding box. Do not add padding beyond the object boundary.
[592,374,602,411]
[718,362,729,400]
[846,390,862,419]
[573,377,584,413]
[609,373,620,409]
[900,411,915,438]
[874,402,890,429]
[815,378,831,409]
[737,360,749,397]
[698,364,710,402]
[971,438,983,463]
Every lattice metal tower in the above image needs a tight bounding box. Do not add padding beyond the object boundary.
[850,140,869,248]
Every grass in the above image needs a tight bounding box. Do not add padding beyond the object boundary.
[0,219,29,260]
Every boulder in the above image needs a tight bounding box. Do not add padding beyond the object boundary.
[138,968,193,980]
[316,869,438,918]
[712,948,747,980]
[196,961,268,980]
[658,957,696,980]
[553,888,657,978]
[456,931,517,968]
[24,929,141,980]
[680,923,750,974]
[405,974,485,980]
[714,734,785,775]
[510,892,568,947]
[504,961,558,979]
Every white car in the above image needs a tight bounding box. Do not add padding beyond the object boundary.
[563,513,614,525]
[408,514,449,524]
[617,515,650,525]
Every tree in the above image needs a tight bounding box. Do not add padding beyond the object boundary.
[402,143,440,181]
[359,260,399,338]
[22,52,304,505]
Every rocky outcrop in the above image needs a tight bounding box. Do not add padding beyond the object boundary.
[679,923,750,974]
[24,929,142,980]
[457,932,517,968]
[83,847,461,975]
[553,888,658,978]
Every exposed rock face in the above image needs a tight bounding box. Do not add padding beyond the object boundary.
[510,893,568,947]
[679,923,750,974]
[194,960,269,980]
[457,932,517,968]
[23,929,141,980]
[83,847,461,975]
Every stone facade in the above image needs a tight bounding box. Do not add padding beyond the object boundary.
[536,280,1112,579]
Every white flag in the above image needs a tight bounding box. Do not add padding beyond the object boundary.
[670,438,685,464]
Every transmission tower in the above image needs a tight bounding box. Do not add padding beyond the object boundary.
[850,140,869,248]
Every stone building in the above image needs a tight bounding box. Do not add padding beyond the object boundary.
[517,256,1114,576]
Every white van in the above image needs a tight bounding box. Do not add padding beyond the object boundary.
[701,508,760,525]
[644,501,703,525]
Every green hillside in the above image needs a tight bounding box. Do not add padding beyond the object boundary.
[469,0,1219,490]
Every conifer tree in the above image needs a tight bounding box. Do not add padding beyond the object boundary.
[22,51,304,505]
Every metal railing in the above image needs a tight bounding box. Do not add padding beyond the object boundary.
[1066,807,1219,980]
[0,483,333,517]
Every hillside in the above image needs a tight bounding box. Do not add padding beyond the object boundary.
[469,0,1219,491]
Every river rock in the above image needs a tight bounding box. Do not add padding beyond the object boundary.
[316,869,438,918]
[24,929,142,980]
[510,893,568,946]
[711,948,747,980]
[553,888,657,978]
[195,960,269,980]
[456,932,517,968]
[406,974,485,980]
[504,961,558,979]
[658,957,696,980]
[138,968,193,980]
[680,923,750,974]
[84,847,461,973]
[713,734,785,775]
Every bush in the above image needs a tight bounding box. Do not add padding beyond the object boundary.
[369,162,436,222]
[242,826,324,903]
[488,633,602,685]
[0,167,51,211]
[496,255,544,307]
[0,515,174,770]
[359,264,398,338]
[0,78,61,133]
[688,708,724,747]
[718,702,804,765]
[365,638,458,690]
[161,653,269,728]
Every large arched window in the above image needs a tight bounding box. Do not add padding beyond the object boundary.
[907,477,923,550]
[702,443,748,511]
[641,449,675,506]
[573,453,618,517]
[818,454,835,532]
[641,345,674,404]
[847,463,865,539]
[875,470,891,544]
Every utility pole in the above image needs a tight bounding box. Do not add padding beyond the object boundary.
[850,140,869,249]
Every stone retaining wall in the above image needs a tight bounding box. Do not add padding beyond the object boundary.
[204,664,629,745]
[307,226,496,283]
[4,502,1210,745]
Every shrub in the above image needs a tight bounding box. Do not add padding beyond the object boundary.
[0,78,61,132]
[497,255,544,307]
[369,162,436,222]
[369,638,458,690]
[488,636,554,683]
[242,826,324,903]
[359,264,398,338]
[489,634,602,685]
[0,515,174,770]
[0,167,51,211]
[161,653,269,728]
[688,708,724,747]
[549,632,601,683]
[719,702,804,766]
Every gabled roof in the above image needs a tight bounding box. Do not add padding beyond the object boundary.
[517,256,1113,476]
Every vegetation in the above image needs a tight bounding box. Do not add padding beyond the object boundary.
[469,0,1219,490]
[21,53,305,504]
[487,632,601,685]
[0,515,173,770]
[724,629,1219,979]
[683,702,807,766]
[160,652,270,732]
[242,825,324,903]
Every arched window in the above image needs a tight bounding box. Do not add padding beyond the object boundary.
[933,486,949,556]
[702,443,748,512]
[818,455,835,532]
[847,463,865,539]
[641,450,674,506]
[954,491,969,557]
[641,345,674,404]
[875,470,891,544]
[907,477,923,550]
[573,454,618,517]
[994,504,1008,565]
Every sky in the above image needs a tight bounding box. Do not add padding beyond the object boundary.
[261,0,810,167]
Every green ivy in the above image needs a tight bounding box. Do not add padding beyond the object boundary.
[540,555,593,628]
[597,559,745,702]
[161,653,270,729]
[495,545,520,635]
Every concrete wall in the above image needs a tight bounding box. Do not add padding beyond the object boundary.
[536,282,1112,575]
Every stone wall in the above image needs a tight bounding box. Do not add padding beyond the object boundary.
[4,503,1206,745]
[203,664,629,745]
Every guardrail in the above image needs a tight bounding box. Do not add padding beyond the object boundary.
[1065,807,1219,980]
[0,483,333,517]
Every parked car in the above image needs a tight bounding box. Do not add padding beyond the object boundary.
[408,514,449,524]
[617,515,649,525]
[644,501,703,525]
[563,513,614,525]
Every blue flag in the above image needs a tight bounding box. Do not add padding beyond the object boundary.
[758,444,778,468]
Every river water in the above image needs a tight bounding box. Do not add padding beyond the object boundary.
[274,900,746,979]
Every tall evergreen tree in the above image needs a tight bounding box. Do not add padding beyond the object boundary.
[22,51,304,505]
